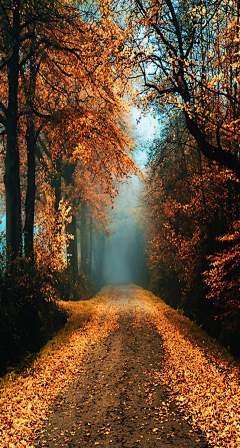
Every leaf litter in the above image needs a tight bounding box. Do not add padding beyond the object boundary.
[139,288,240,448]
[1,285,239,448]
[0,293,119,448]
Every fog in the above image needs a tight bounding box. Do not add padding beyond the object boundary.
[91,111,159,287]
[92,176,149,287]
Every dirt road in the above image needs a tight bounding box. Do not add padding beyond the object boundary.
[34,286,208,448]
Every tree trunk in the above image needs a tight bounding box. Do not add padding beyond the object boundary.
[24,121,36,259]
[184,112,240,180]
[23,35,38,260]
[52,157,62,213]
[80,201,88,275]
[4,5,22,263]
[67,214,78,276]
[89,213,92,276]
[95,230,105,287]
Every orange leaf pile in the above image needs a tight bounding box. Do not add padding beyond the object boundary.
[140,290,240,448]
[0,297,119,448]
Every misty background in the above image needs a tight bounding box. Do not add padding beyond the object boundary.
[100,178,147,286]
[91,109,158,287]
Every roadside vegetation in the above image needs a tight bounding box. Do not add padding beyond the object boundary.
[141,117,240,357]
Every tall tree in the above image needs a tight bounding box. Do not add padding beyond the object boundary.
[142,114,239,309]
[120,0,240,179]
[80,200,88,275]
[0,0,139,264]
[0,0,79,261]
[2,1,22,261]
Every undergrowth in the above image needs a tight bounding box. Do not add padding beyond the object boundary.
[0,256,98,377]
[0,287,110,389]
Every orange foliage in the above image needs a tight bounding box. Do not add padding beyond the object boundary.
[142,116,239,307]
[120,0,240,178]
[204,221,240,331]
[34,181,72,274]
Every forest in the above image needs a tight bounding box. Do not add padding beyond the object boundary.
[0,0,239,376]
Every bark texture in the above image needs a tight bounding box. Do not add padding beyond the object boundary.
[4,5,22,262]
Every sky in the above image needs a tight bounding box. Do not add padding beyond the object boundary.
[130,107,159,167]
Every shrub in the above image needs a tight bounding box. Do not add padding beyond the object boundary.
[0,258,67,376]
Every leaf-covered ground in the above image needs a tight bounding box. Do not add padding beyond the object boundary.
[0,288,119,448]
[33,285,207,448]
[141,289,240,448]
[0,285,239,447]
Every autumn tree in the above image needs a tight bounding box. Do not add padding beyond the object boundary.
[117,0,240,179]
[0,0,77,261]
[203,220,240,352]
[31,74,138,277]
[142,113,239,345]
[0,0,140,266]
